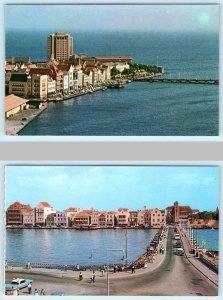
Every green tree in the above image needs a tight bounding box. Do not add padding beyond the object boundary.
[111,67,120,77]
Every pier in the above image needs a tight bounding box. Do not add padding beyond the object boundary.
[134,77,219,85]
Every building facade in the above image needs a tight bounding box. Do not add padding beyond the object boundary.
[35,202,56,225]
[47,32,73,61]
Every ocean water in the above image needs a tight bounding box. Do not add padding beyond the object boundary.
[6,228,158,266]
[6,30,219,136]
[194,229,218,251]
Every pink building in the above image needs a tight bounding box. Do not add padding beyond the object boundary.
[117,208,129,227]
[150,208,166,228]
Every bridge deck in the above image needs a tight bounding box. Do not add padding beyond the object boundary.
[134,78,219,85]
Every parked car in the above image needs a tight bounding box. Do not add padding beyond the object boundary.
[5,278,33,290]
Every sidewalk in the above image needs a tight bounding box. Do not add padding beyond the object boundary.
[178,228,218,286]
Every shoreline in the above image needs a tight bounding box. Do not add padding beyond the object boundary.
[5,104,48,135]
[5,72,163,136]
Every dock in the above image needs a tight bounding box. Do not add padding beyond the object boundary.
[5,104,48,135]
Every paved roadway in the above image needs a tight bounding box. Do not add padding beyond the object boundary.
[5,227,218,296]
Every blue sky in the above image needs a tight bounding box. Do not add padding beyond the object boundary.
[5,166,219,211]
[5,4,219,32]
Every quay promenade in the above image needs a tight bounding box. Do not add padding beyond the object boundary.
[5,104,47,135]
[178,226,218,286]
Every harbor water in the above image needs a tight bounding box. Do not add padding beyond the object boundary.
[6,228,158,266]
[6,228,218,266]
[194,229,218,251]
[6,30,219,136]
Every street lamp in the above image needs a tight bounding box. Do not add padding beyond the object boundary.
[106,248,125,296]
[89,248,126,296]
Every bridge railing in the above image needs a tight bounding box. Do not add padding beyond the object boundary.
[5,260,128,272]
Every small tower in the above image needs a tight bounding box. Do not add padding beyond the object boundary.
[174,201,179,223]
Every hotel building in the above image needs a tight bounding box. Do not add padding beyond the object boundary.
[47,32,73,61]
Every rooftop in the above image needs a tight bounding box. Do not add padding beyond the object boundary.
[5,94,28,112]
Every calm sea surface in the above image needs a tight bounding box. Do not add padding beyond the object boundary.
[194,229,219,251]
[6,228,158,266]
[6,228,218,266]
[6,30,219,136]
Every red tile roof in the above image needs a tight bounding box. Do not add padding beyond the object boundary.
[65,207,79,212]
[8,201,23,209]
[118,208,129,212]
[8,202,32,211]
[75,211,90,218]
[39,202,51,207]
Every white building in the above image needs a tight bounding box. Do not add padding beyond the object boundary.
[35,202,56,225]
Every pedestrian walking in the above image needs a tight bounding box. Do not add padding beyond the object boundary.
[76,264,79,271]
[91,271,96,283]
[34,288,39,296]
[28,283,32,294]
[131,265,135,274]
[40,289,45,296]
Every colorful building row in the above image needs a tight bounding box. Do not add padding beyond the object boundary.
[6,201,194,228]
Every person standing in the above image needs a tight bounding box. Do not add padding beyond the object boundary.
[28,283,32,294]
[92,271,96,283]
[34,289,39,296]
[131,265,135,274]
[40,289,45,296]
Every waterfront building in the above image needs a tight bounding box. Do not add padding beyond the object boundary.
[91,211,100,226]
[85,56,132,72]
[6,201,32,226]
[169,201,193,223]
[150,208,166,228]
[9,73,31,97]
[22,206,35,226]
[128,210,139,226]
[73,66,83,89]
[65,207,81,226]
[5,94,29,118]
[46,213,56,227]
[30,74,48,99]
[35,202,56,226]
[5,65,18,94]
[106,211,115,227]
[117,208,130,227]
[52,66,63,93]
[100,65,111,82]
[72,210,91,227]
[47,78,56,96]
[57,63,74,92]
[82,70,93,87]
[47,32,73,61]
[54,211,69,227]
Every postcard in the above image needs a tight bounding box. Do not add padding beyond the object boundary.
[5,165,219,296]
[4,4,219,136]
